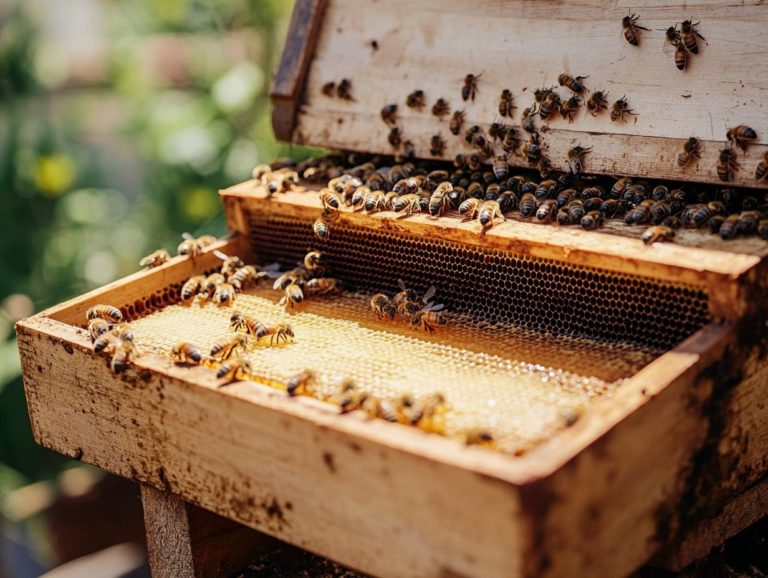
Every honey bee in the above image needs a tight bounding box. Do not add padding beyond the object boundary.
[622,13,650,46]
[464,428,495,447]
[558,73,588,94]
[392,194,423,216]
[361,396,400,422]
[718,214,740,239]
[626,200,654,225]
[521,107,537,133]
[280,282,305,309]
[758,219,768,240]
[371,293,397,319]
[87,318,110,341]
[674,42,689,71]
[286,370,316,397]
[230,311,263,335]
[498,89,515,117]
[534,86,554,104]
[409,393,448,433]
[492,155,509,181]
[519,141,542,165]
[536,199,558,222]
[566,146,591,174]
[380,104,398,126]
[177,233,217,258]
[399,140,416,161]
[336,78,353,100]
[459,197,482,220]
[462,73,480,102]
[429,182,453,217]
[388,127,402,149]
[478,200,504,228]
[110,338,136,374]
[680,20,705,55]
[755,151,768,182]
[737,211,761,236]
[534,179,557,202]
[581,210,604,230]
[662,25,681,47]
[321,81,335,96]
[501,128,518,154]
[210,334,249,361]
[229,265,262,291]
[94,324,127,354]
[717,148,740,182]
[677,137,701,168]
[432,98,450,119]
[538,92,561,121]
[599,199,625,218]
[726,125,758,153]
[389,164,414,186]
[610,97,637,123]
[449,110,465,136]
[364,189,387,212]
[518,192,537,217]
[411,302,446,333]
[87,304,123,323]
[650,201,671,224]
[406,89,425,110]
[273,267,306,291]
[642,225,675,245]
[313,214,333,239]
[429,134,446,157]
[556,187,577,207]
[212,282,236,305]
[305,277,341,296]
[611,177,631,198]
[216,357,253,385]
[200,273,225,300]
[140,249,170,269]
[172,342,203,365]
[216,254,245,277]
[251,164,272,181]
[585,90,609,116]
[567,199,586,223]
[181,275,205,302]
[559,96,581,123]
[336,382,369,414]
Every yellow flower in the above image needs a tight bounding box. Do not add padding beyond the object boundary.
[34,154,76,198]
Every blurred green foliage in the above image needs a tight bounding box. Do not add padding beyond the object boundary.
[0,0,311,488]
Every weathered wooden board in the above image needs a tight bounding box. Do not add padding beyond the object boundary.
[141,486,278,578]
[221,180,766,321]
[273,0,768,188]
[14,244,768,577]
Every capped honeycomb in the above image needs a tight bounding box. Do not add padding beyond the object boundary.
[248,212,711,350]
[126,285,658,455]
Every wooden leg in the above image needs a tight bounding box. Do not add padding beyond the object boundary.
[140,485,278,578]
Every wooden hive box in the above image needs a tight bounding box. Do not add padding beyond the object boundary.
[16,1,768,577]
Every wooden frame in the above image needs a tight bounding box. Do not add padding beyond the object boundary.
[16,226,768,577]
[222,180,767,321]
[271,0,768,189]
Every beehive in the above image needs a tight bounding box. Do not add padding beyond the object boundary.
[16,1,768,577]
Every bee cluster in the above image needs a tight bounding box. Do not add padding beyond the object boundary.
[289,153,768,245]
[371,280,447,333]
[86,305,139,374]
[271,250,342,311]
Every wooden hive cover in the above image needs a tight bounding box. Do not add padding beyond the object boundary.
[271,0,768,189]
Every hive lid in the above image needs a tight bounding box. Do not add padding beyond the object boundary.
[270,0,768,189]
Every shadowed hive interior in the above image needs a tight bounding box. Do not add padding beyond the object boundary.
[248,211,712,350]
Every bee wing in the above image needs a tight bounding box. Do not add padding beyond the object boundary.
[181,232,195,241]
[421,302,445,312]
[422,285,437,302]
[273,275,286,290]
[261,262,283,278]
[397,278,408,292]
[213,249,229,261]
